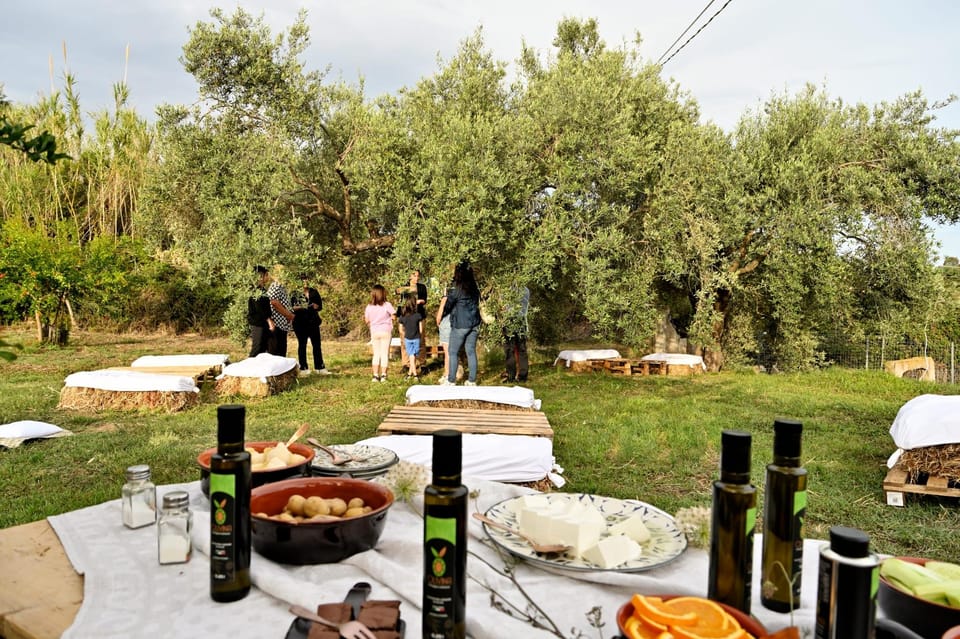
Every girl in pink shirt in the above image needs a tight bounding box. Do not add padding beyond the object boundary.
[363,284,395,381]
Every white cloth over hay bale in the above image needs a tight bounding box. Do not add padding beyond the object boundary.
[215,353,298,397]
[641,352,707,369]
[59,369,200,412]
[0,420,72,448]
[641,352,707,375]
[405,385,541,410]
[553,349,621,366]
[887,394,960,481]
[356,433,563,486]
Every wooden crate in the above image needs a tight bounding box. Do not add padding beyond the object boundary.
[377,405,553,438]
[883,464,960,506]
[604,359,633,375]
[630,360,667,376]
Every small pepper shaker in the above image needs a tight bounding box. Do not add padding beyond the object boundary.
[121,464,156,529]
[158,490,192,565]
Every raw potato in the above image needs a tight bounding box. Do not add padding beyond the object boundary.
[286,495,306,517]
[348,497,364,510]
[327,498,348,516]
[344,507,366,518]
[304,496,329,518]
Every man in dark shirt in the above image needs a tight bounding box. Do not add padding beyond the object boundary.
[292,277,329,375]
[247,265,273,357]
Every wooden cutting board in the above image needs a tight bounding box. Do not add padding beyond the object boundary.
[0,520,81,639]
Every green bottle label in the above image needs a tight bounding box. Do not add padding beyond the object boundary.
[424,515,459,635]
[210,472,236,582]
[745,506,757,536]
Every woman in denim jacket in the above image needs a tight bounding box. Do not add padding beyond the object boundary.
[439,261,481,385]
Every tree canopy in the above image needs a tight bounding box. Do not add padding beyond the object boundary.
[3,10,960,368]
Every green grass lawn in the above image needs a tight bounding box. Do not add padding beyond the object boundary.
[1,326,958,560]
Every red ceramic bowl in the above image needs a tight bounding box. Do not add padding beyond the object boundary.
[197,441,315,497]
[617,595,767,637]
[878,557,960,639]
[249,476,394,565]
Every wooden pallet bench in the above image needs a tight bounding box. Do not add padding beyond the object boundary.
[883,464,960,506]
[107,365,220,384]
[377,405,553,438]
[598,359,668,376]
[388,344,445,358]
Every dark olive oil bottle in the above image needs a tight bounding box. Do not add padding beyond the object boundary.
[423,429,467,639]
[209,404,252,602]
[708,430,757,614]
[761,418,807,612]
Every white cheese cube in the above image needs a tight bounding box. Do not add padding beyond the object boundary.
[608,513,651,544]
[552,513,603,557]
[582,535,643,569]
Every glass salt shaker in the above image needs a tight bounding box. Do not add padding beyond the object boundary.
[121,464,157,529]
[158,490,192,565]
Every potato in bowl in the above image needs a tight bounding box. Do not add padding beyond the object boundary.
[249,476,394,565]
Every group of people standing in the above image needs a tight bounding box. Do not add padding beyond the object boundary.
[364,261,529,385]
[248,261,529,385]
[247,265,329,376]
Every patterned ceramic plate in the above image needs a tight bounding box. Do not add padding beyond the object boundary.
[310,443,399,476]
[481,493,688,572]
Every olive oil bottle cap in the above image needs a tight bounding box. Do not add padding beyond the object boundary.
[773,418,803,460]
[432,429,462,485]
[720,429,752,483]
[829,525,870,558]
[217,404,246,450]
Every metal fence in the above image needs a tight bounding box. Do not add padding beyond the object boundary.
[819,334,958,384]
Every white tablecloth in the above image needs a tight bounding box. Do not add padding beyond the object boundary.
[49,480,820,638]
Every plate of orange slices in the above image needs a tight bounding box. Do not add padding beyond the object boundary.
[617,594,767,639]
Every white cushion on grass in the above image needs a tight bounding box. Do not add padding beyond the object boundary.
[217,353,297,380]
[641,352,707,369]
[0,420,66,439]
[355,433,554,483]
[405,385,541,410]
[889,394,960,450]
[131,354,229,367]
[64,369,198,392]
[554,349,621,366]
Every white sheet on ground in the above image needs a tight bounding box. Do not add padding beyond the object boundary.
[130,354,228,367]
[887,394,960,467]
[355,433,554,483]
[641,352,707,369]
[216,353,297,380]
[554,349,621,366]
[63,369,198,392]
[405,385,541,410]
[0,420,72,448]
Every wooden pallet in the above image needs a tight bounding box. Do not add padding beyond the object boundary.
[377,405,553,438]
[108,365,220,384]
[599,359,668,376]
[883,464,960,506]
[389,344,444,359]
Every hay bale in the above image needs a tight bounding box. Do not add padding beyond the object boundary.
[899,443,960,484]
[215,367,298,397]
[417,399,534,411]
[57,387,199,413]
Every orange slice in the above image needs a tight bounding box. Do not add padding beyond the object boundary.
[623,613,669,639]
[632,594,698,628]
[672,627,749,639]
[663,597,732,630]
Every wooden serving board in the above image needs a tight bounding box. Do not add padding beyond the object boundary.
[0,520,81,639]
[377,405,553,438]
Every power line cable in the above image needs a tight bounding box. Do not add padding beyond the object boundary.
[657,0,718,64]
[659,0,736,67]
